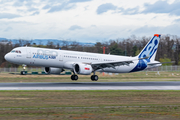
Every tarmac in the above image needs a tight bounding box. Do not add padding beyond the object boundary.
[0,82,180,90]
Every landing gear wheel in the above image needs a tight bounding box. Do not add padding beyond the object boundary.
[94,75,98,81]
[91,75,94,81]
[74,75,78,80]
[21,71,26,75]
[71,75,78,81]
[91,75,98,81]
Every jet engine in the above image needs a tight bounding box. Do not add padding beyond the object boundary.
[74,63,93,75]
[44,67,64,75]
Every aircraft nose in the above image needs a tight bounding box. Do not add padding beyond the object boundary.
[4,53,10,62]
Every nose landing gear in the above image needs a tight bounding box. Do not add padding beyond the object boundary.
[21,64,27,75]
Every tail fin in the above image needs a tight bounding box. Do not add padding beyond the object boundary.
[137,34,161,62]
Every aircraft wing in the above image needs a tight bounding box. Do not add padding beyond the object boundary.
[91,56,148,71]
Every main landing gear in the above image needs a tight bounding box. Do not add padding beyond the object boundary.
[71,72,99,81]
[91,72,98,81]
[91,75,98,81]
[71,75,78,81]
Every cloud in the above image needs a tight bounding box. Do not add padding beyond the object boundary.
[13,0,34,7]
[69,0,92,3]
[13,1,23,7]
[43,0,90,12]
[119,7,139,15]
[174,18,180,23]
[96,3,117,14]
[12,0,40,15]
[31,11,40,16]
[48,2,76,13]
[69,25,83,30]
[0,13,21,19]
[116,0,180,16]
[43,5,51,9]
[27,7,39,12]
[4,27,13,32]
[142,0,180,16]
[91,25,97,27]
[132,24,180,36]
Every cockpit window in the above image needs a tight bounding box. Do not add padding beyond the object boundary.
[11,50,21,54]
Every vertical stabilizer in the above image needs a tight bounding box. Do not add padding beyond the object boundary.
[137,34,161,62]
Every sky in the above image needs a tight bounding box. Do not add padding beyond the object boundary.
[0,0,180,43]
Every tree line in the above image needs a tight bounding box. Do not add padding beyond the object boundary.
[1,34,180,67]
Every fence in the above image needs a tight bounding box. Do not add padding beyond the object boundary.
[146,66,180,72]
[0,67,44,73]
[0,66,180,73]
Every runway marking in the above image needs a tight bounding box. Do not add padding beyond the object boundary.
[0,82,180,90]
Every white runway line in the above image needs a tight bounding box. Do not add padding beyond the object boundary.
[0,86,180,90]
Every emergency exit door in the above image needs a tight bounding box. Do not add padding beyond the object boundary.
[59,52,63,61]
[26,47,31,58]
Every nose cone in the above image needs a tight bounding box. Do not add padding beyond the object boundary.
[4,53,11,62]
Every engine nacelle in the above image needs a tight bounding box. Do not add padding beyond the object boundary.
[44,67,63,75]
[74,63,93,75]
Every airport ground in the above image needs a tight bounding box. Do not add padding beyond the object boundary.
[0,71,180,119]
[0,71,180,82]
[0,90,180,120]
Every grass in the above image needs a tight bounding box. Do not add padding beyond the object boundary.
[0,90,180,119]
[0,71,180,82]
[0,72,180,119]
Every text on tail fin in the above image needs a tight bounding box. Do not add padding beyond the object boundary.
[138,34,161,62]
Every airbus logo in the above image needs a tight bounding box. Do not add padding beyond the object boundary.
[33,55,49,60]
[33,49,58,60]
[33,55,56,60]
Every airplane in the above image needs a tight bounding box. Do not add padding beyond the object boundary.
[4,34,162,81]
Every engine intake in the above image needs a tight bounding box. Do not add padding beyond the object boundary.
[74,63,92,75]
[44,67,63,75]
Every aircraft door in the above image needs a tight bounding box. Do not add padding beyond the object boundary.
[26,47,31,58]
[59,52,63,61]
[98,56,102,62]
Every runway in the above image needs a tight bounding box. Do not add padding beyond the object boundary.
[0,82,180,90]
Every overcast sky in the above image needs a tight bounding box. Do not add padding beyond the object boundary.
[0,0,180,42]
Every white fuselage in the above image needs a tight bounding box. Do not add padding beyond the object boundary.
[5,47,144,73]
